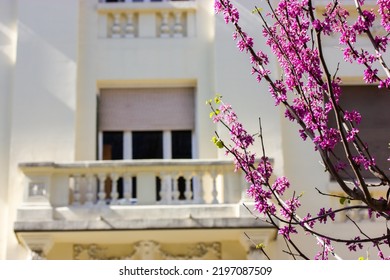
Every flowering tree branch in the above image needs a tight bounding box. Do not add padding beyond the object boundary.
[211,0,390,259]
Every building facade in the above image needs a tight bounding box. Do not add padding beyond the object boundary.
[0,0,389,260]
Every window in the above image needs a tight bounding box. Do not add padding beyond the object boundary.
[329,85,390,179]
[98,87,195,201]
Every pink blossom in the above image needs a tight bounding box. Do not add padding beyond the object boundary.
[346,128,359,142]
[278,226,298,240]
[272,176,290,195]
[344,110,362,124]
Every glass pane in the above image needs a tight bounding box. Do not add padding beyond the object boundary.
[103,131,123,160]
[172,130,193,200]
[172,130,192,159]
[132,131,163,159]
[102,131,124,199]
[132,131,163,201]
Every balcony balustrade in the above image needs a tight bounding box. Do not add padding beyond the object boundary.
[97,0,196,38]
[15,159,275,258]
[19,159,244,209]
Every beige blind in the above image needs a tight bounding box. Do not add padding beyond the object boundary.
[99,88,195,131]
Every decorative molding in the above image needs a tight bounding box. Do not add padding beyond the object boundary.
[21,235,53,260]
[74,244,107,260]
[74,241,221,260]
[30,250,47,260]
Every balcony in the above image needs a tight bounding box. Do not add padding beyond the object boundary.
[14,159,264,230]
[97,0,197,38]
[14,159,275,259]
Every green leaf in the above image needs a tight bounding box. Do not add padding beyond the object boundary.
[358,256,365,260]
[252,7,263,14]
[209,112,215,118]
[214,94,222,104]
[212,136,224,149]
[216,140,224,149]
[256,243,265,249]
[339,197,346,205]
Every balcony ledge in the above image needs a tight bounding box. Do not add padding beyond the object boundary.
[19,159,236,173]
[14,217,271,232]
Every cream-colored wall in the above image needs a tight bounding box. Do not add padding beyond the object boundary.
[6,0,79,259]
[214,0,285,176]
[0,0,17,260]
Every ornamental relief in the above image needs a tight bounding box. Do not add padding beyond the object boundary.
[73,241,221,260]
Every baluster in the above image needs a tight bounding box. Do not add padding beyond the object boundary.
[97,173,107,205]
[111,13,122,38]
[173,11,184,38]
[193,172,205,204]
[211,170,219,204]
[124,12,135,38]
[184,172,193,201]
[123,173,133,204]
[160,12,170,38]
[172,173,180,202]
[110,173,119,205]
[85,174,95,206]
[158,173,167,204]
[164,173,173,204]
[72,174,81,206]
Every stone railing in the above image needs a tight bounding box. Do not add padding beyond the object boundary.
[97,0,197,38]
[19,159,244,207]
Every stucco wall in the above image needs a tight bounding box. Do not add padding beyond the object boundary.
[7,0,79,259]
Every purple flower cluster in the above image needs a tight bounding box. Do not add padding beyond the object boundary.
[353,10,376,35]
[214,0,239,24]
[347,237,363,251]
[344,110,362,125]
[378,0,390,32]
[353,154,376,170]
[317,208,336,224]
[314,238,334,260]
[278,226,298,240]
[272,176,290,196]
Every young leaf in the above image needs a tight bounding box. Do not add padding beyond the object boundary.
[216,140,224,149]
[251,7,263,14]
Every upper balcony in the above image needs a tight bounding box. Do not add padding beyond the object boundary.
[96,0,197,39]
[14,159,263,232]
